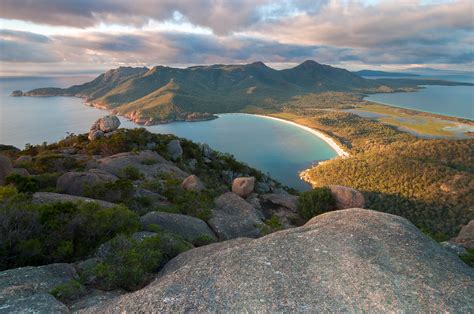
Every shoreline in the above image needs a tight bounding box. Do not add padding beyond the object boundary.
[246,114,349,158]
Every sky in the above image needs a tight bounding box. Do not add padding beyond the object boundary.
[0,0,473,76]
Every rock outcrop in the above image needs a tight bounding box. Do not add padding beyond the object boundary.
[88,115,120,141]
[95,150,188,180]
[32,192,116,208]
[167,139,183,161]
[453,220,474,249]
[0,263,77,312]
[140,211,217,244]
[89,209,474,312]
[181,175,205,192]
[0,155,13,185]
[260,193,298,212]
[329,185,365,209]
[208,192,263,240]
[232,176,255,197]
[56,170,118,197]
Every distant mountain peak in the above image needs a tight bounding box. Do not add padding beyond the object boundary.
[249,61,267,67]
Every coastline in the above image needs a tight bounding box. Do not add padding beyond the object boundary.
[248,114,349,158]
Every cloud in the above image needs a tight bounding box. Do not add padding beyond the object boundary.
[0,30,61,62]
[0,0,472,70]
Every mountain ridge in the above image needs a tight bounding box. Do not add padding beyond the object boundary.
[19,61,473,125]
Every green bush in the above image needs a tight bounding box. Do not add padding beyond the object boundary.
[298,187,336,221]
[49,280,86,303]
[5,174,39,193]
[93,233,191,291]
[460,248,474,267]
[0,201,139,270]
[84,179,134,202]
[0,186,17,202]
[259,215,284,235]
[122,166,144,180]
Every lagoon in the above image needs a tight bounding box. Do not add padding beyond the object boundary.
[0,76,337,190]
[365,85,474,120]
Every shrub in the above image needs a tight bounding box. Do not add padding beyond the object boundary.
[0,186,17,202]
[259,215,284,235]
[92,233,192,291]
[0,201,139,270]
[5,174,39,193]
[298,187,336,221]
[460,248,474,267]
[84,179,134,202]
[122,166,144,180]
[193,234,216,247]
[49,280,86,303]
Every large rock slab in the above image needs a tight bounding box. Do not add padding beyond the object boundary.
[140,211,217,244]
[329,185,365,209]
[0,263,77,304]
[208,192,263,240]
[232,177,255,197]
[32,192,116,208]
[0,155,13,185]
[260,193,298,212]
[1,293,69,313]
[90,209,474,312]
[56,170,118,197]
[96,150,188,180]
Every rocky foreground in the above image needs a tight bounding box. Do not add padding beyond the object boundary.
[89,209,474,312]
[0,116,473,312]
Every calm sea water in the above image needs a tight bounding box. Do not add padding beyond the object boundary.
[0,76,337,190]
[363,75,474,120]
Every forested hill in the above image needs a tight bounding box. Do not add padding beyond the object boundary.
[19,61,473,125]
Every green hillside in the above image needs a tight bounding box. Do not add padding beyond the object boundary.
[23,61,473,124]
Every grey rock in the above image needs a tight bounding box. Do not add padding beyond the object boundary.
[454,219,474,249]
[103,131,117,138]
[14,155,32,165]
[32,192,116,208]
[56,170,118,197]
[0,293,69,313]
[255,181,271,194]
[88,130,104,141]
[96,150,188,180]
[208,192,263,240]
[0,263,77,303]
[441,241,467,255]
[181,175,205,192]
[95,232,158,258]
[246,193,262,210]
[187,158,198,170]
[160,238,252,276]
[329,185,365,209]
[201,143,212,158]
[140,212,216,244]
[70,289,126,312]
[89,209,474,312]
[167,139,183,161]
[146,142,157,150]
[261,193,298,212]
[75,258,101,285]
[95,115,120,133]
[232,176,255,197]
[11,168,30,177]
[0,155,13,185]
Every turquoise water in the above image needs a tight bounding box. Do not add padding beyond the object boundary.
[0,77,337,190]
[365,85,474,120]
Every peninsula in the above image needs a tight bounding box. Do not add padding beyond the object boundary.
[17,61,473,125]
